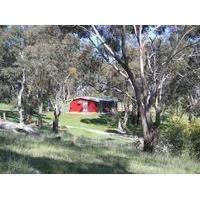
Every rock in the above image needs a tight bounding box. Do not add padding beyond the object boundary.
[0,120,39,135]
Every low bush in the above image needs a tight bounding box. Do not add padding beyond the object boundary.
[161,115,200,158]
[163,116,189,154]
[188,119,200,159]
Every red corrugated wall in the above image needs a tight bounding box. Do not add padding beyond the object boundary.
[69,98,99,112]
[69,99,83,112]
[88,100,99,112]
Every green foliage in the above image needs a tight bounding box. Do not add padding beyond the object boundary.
[189,132,200,159]
[188,119,200,159]
[164,116,189,154]
[160,115,200,157]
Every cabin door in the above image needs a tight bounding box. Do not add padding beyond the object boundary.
[82,100,88,112]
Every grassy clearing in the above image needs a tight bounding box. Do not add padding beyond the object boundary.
[0,130,200,174]
[0,104,200,174]
[45,112,117,131]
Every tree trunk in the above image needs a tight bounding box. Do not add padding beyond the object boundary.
[3,113,6,121]
[155,108,161,127]
[62,74,71,112]
[117,106,129,134]
[65,84,71,112]
[24,105,33,125]
[53,105,61,134]
[17,68,25,124]
[154,77,166,128]
[123,106,129,128]
[188,95,194,122]
[38,102,43,127]
[143,128,155,152]
[53,115,59,134]
[139,103,155,152]
[146,108,153,128]
[62,84,66,102]
[118,118,125,134]
[52,84,62,134]
[136,106,140,126]
[154,94,161,128]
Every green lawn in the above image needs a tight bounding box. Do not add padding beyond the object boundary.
[46,112,117,131]
[0,104,200,173]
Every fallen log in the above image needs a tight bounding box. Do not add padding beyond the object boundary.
[0,120,39,135]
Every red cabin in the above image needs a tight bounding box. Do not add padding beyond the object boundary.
[69,96,115,113]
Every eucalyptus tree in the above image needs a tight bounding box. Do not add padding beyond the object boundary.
[21,26,81,132]
[0,26,18,102]
[165,43,200,119]
[76,25,200,152]
[0,26,81,132]
[0,26,29,123]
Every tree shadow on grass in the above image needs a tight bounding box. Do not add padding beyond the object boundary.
[0,133,131,174]
[0,109,51,124]
[0,110,19,123]
[81,114,142,137]
[81,114,116,127]
[0,148,130,174]
[105,129,120,134]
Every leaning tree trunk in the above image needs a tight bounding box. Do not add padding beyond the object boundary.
[17,68,25,124]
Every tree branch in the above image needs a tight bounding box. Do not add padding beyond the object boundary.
[121,25,128,65]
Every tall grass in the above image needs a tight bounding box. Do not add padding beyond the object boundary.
[0,130,199,174]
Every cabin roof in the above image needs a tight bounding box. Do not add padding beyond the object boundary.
[73,96,114,102]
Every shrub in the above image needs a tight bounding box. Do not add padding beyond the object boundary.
[164,115,189,155]
[188,119,200,159]
[161,115,200,158]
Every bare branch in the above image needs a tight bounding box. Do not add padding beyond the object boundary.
[88,82,134,101]
[91,25,116,57]
[86,26,136,92]
[168,40,200,61]
[133,25,137,36]
[162,26,195,67]
[121,25,128,64]
[133,25,140,45]
[88,37,129,80]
